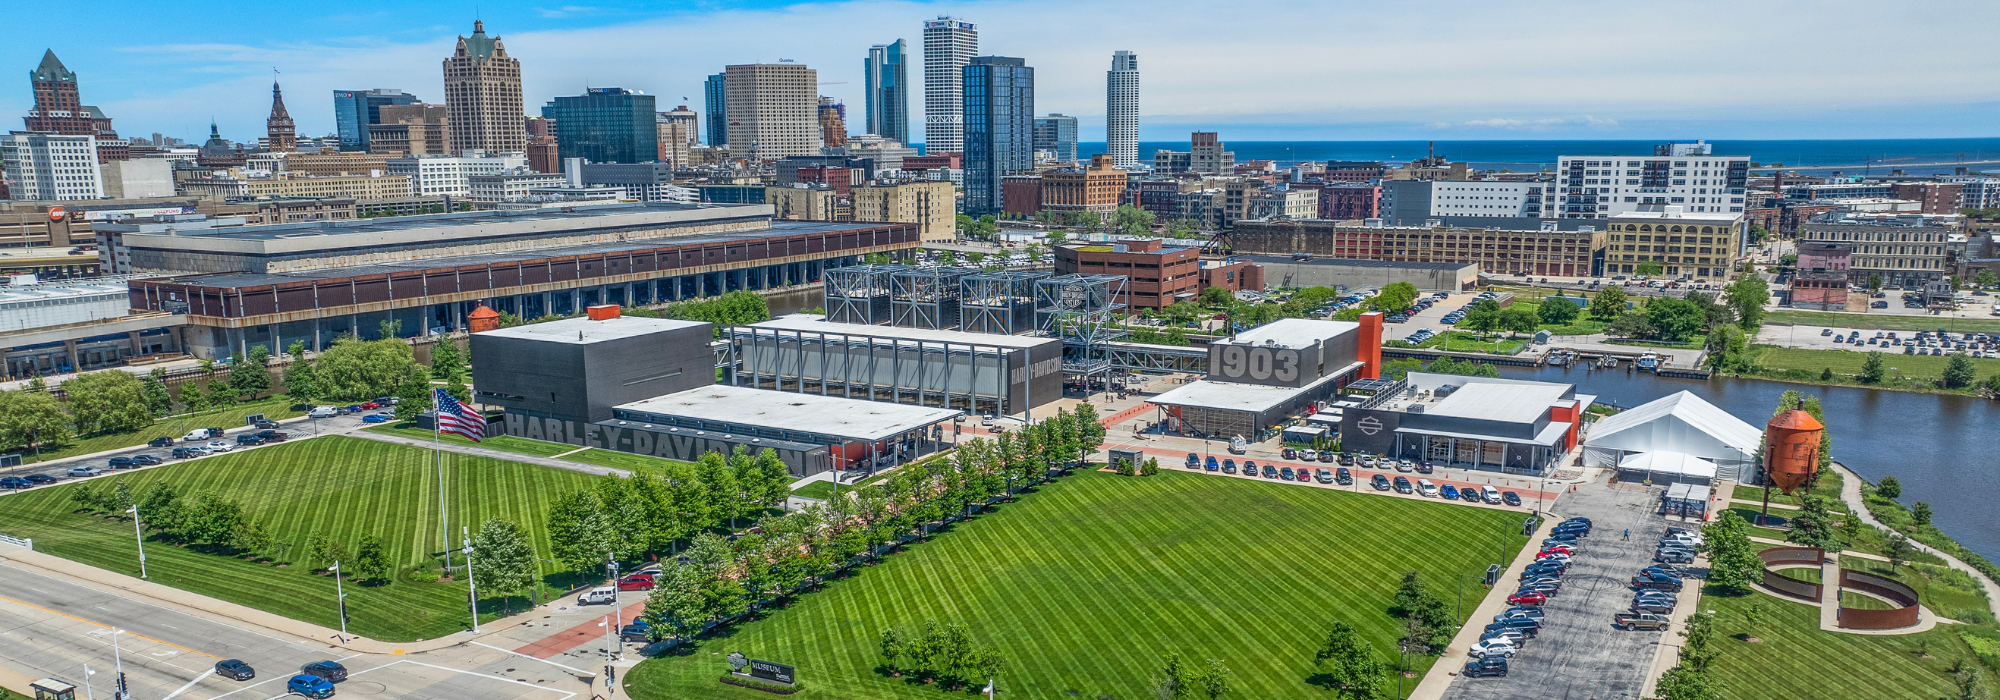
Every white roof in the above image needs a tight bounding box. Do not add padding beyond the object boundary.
[746,314,1059,350]
[1619,451,1719,479]
[613,384,960,442]
[1429,382,1570,424]
[1664,482,1713,502]
[1149,368,1351,414]
[1584,391,1762,462]
[477,315,708,344]
[1214,318,1358,350]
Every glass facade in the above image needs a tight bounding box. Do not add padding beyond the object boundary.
[962,57,1033,216]
[332,89,418,151]
[1034,114,1077,163]
[540,87,658,164]
[704,74,728,147]
[865,40,909,144]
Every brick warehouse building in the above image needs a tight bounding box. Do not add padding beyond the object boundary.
[1054,237,1200,309]
[117,203,922,359]
[1231,219,1609,278]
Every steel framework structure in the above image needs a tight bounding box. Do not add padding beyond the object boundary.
[1103,340,1208,373]
[824,264,907,325]
[958,270,1051,335]
[890,267,975,329]
[1035,274,1127,383]
[727,325,1019,416]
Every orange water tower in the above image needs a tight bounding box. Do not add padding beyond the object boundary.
[1764,409,1824,495]
[466,305,501,333]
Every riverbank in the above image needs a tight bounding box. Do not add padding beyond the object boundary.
[1766,311,2000,334]
[1710,343,2000,397]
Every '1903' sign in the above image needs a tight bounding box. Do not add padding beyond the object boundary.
[751,659,795,684]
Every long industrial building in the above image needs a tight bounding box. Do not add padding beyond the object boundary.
[728,313,1065,419]
[111,203,921,359]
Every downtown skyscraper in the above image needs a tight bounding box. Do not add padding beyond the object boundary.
[703,73,727,147]
[922,17,977,154]
[443,20,525,155]
[865,40,909,145]
[962,56,1033,216]
[1106,50,1140,169]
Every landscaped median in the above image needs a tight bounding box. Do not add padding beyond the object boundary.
[622,468,1529,699]
[0,436,595,641]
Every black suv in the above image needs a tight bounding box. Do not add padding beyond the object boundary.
[148,437,175,447]
[130,454,162,466]
[301,660,348,683]
[1463,656,1508,678]
[108,457,138,470]
[236,434,265,446]
[256,430,289,442]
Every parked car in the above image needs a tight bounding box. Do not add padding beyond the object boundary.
[300,661,348,683]
[577,586,618,605]
[256,430,289,442]
[204,441,235,453]
[171,447,199,459]
[1392,476,1413,494]
[362,414,391,424]
[1634,590,1679,607]
[1467,638,1517,659]
[1220,461,1237,474]
[1299,449,1318,461]
[1281,447,1296,460]
[24,474,57,485]
[236,435,265,446]
[1318,450,1335,463]
[131,454,162,465]
[1630,598,1676,615]
[0,477,31,490]
[1414,461,1434,475]
[1462,656,1509,678]
[1222,459,1237,473]
[108,457,137,470]
[1314,468,1334,484]
[1371,474,1391,491]
[287,674,335,698]
[1502,492,1523,507]
[1482,485,1502,504]
[1416,479,1438,497]
[1335,468,1353,485]
[309,406,338,418]
[182,429,213,442]
[1396,459,1415,473]
[1655,550,1697,565]
[1337,453,1355,466]
[620,622,652,643]
[617,574,656,591]
[360,402,380,410]
[66,466,103,478]
[1262,464,1279,479]
[254,419,280,430]
[1642,563,1684,578]
[1280,466,1295,481]
[1205,455,1218,471]
[148,437,175,447]
[1633,574,1684,592]
[1615,612,1672,631]
[1459,488,1482,503]
[1499,606,1545,623]
[1440,484,1460,500]
[214,659,256,681]
[1187,453,1201,468]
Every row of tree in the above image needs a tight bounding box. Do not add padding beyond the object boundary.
[304,532,393,584]
[1380,356,1502,381]
[878,620,1007,690]
[0,356,275,453]
[638,405,1105,645]
[69,480,274,555]
[543,447,795,586]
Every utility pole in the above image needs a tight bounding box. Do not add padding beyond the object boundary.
[464,526,480,633]
[607,553,621,659]
[331,561,348,641]
[127,506,146,579]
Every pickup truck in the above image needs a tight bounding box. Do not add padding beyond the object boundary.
[1614,612,1671,631]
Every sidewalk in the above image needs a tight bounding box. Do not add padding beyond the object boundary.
[1408,513,1558,700]
[350,430,629,477]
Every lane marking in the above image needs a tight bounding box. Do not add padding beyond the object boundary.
[470,641,592,675]
[0,592,218,659]
[159,669,214,700]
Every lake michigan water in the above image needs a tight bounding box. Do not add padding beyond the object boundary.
[1074,138,2000,176]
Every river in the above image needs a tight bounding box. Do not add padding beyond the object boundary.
[1496,365,2000,562]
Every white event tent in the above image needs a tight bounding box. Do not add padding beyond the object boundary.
[1581,391,1762,483]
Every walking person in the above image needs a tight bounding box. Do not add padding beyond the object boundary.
[1623,528,1630,541]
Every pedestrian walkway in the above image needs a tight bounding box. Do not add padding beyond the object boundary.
[514,600,647,659]
[351,430,629,477]
[1830,461,2000,624]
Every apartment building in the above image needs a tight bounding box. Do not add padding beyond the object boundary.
[1040,154,1124,220]
[724,63,821,160]
[1601,209,1746,278]
[1231,218,1609,278]
[1797,212,1959,288]
[1557,141,1748,218]
[852,179,954,241]
[1054,237,1200,309]
[386,152,529,197]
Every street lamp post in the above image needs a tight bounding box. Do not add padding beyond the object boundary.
[606,554,620,660]
[127,507,145,579]
[111,628,128,700]
[464,527,480,634]
[331,561,348,641]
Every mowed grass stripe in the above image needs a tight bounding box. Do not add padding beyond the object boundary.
[0,436,598,641]
[624,469,1528,700]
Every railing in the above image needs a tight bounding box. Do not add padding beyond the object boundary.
[0,533,31,550]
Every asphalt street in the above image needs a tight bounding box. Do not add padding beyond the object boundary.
[1446,478,1680,700]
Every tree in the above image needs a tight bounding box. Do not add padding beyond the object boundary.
[1977,269,2000,288]
[430,339,467,382]
[1725,273,1770,330]
[1884,533,1914,573]
[546,489,613,585]
[1876,475,1902,500]
[1635,260,1665,277]
[1497,305,1540,337]
[306,533,350,573]
[1702,511,1761,593]
[228,346,273,400]
[1740,601,1766,641]
[1071,403,1107,461]
[1859,352,1886,384]
[642,562,711,642]
[1589,286,1628,322]
[1538,296,1580,326]
[472,517,538,613]
[1679,610,1719,673]
[1199,286,1235,307]
[1645,297,1707,342]
[232,518,274,556]
[1113,204,1156,236]
[1605,308,1647,337]
[392,364,434,421]
[62,370,152,436]
[1955,667,1983,700]
[1379,358,1424,381]
[351,534,391,584]
[1655,665,1723,700]
[1866,273,1883,291]
[315,334,425,401]
[1705,324,1748,371]
[1459,299,1501,332]
[1390,571,1428,617]
[141,369,174,416]
[1913,501,1933,528]
[1943,354,1978,388]
[1313,620,1387,698]
[1115,458,1136,476]
[1369,282,1419,313]
[0,389,69,453]
[1785,495,1839,550]
[1140,457,1159,476]
[879,627,907,675]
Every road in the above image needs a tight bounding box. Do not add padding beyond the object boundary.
[3,408,379,487]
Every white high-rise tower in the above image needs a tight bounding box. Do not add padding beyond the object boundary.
[922,16,978,154]
[1107,50,1140,169]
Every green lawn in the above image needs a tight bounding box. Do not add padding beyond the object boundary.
[1705,586,1979,700]
[1749,344,2000,386]
[622,469,1529,700]
[1729,470,1846,512]
[1766,311,2000,334]
[365,422,580,458]
[1841,559,1994,625]
[559,447,694,471]
[20,397,306,465]
[0,436,597,641]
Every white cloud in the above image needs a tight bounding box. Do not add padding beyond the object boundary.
[534,6,599,19]
[23,0,2000,142]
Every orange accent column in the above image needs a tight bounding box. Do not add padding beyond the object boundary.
[1551,403,1582,449]
[1357,311,1383,379]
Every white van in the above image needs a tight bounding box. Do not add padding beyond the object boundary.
[1481,485,1502,504]
[1416,479,1438,497]
[309,406,338,418]
[577,586,617,606]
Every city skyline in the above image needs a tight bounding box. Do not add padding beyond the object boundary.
[7,0,2000,145]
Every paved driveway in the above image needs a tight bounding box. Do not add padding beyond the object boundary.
[1446,476,1683,700]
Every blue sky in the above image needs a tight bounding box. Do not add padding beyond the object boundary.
[10,0,2000,145]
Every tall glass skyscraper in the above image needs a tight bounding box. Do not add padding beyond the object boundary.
[962,56,1033,216]
[332,89,419,152]
[703,74,728,147]
[922,17,977,154]
[1034,114,1077,164]
[539,87,657,164]
[865,40,909,145]
[1106,51,1140,169]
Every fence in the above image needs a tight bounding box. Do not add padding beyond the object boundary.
[1758,547,1825,602]
[0,533,32,550]
[1837,569,1922,630]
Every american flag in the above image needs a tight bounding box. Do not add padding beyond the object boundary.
[434,388,487,442]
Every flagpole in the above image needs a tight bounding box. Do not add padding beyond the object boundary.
[436,389,451,573]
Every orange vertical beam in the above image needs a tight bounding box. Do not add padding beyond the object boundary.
[1358,311,1383,379]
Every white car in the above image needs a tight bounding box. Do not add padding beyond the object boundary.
[66,466,103,478]
[309,406,338,418]
[182,429,211,442]
[1468,638,1518,659]
[1482,485,1503,504]
[1417,479,1439,497]
[204,441,235,453]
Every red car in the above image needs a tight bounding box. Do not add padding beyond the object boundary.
[617,574,655,591]
[1295,470,1312,482]
[360,401,380,410]
[1541,545,1576,556]
[1507,590,1547,606]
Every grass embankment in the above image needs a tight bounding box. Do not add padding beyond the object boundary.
[558,447,695,471]
[365,421,579,458]
[622,469,1528,700]
[1859,479,2000,622]
[1736,344,2000,394]
[21,397,306,465]
[1766,311,2000,334]
[0,436,597,641]
[1387,330,1526,355]
[1704,586,1986,700]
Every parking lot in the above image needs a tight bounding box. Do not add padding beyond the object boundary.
[1446,476,1687,700]
[1755,324,2000,355]
[0,408,376,489]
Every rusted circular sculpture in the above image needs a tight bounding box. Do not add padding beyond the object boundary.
[1764,409,1824,495]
